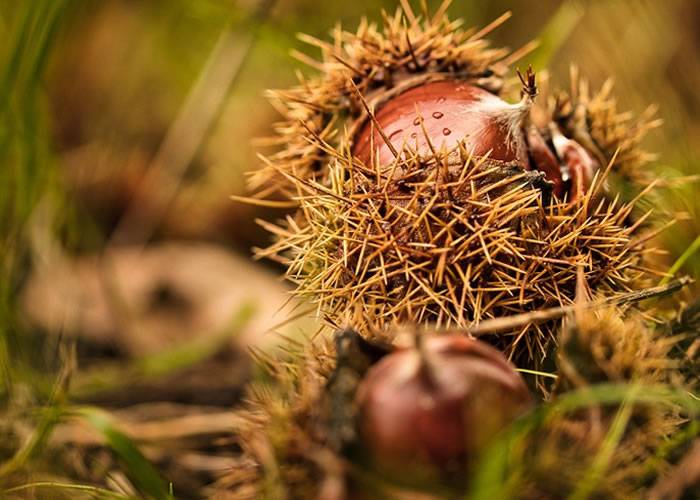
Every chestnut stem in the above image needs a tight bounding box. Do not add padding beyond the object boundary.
[414,331,438,387]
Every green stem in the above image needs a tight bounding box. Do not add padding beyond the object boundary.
[660,234,700,286]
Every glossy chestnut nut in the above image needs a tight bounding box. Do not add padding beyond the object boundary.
[354,335,533,484]
[352,80,529,168]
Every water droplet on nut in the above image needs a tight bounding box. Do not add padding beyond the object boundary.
[442,128,451,136]
[432,111,444,119]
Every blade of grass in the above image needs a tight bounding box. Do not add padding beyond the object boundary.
[70,302,255,398]
[643,418,700,478]
[552,383,699,415]
[0,5,34,115]
[74,407,173,500]
[0,0,71,400]
[137,302,255,376]
[0,344,73,478]
[0,405,64,478]
[2,481,128,499]
[469,383,700,499]
[660,234,700,286]
[465,277,691,338]
[110,0,279,248]
[567,386,638,500]
[526,0,584,70]
[515,368,558,380]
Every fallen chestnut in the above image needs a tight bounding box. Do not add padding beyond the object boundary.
[354,334,532,485]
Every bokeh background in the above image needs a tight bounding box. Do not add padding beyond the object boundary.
[1,0,699,498]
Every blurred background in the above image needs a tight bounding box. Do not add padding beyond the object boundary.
[0,0,698,498]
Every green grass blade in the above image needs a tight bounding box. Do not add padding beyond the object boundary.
[567,387,637,500]
[527,0,584,70]
[515,368,558,380]
[71,302,255,398]
[660,234,700,285]
[469,383,700,499]
[75,408,173,500]
[0,404,63,477]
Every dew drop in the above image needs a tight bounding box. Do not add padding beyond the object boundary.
[442,128,451,136]
[437,96,446,104]
[388,129,404,140]
[410,132,418,139]
[413,117,423,126]
[432,111,444,119]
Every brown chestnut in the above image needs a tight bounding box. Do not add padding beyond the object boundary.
[526,125,565,198]
[352,80,530,168]
[354,334,533,485]
[551,126,600,202]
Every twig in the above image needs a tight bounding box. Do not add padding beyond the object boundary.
[466,277,692,337]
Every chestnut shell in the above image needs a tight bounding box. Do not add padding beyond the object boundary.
[353,80,526,167]
[354,335,532,484]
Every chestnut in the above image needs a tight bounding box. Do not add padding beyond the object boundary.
[352,80,530,169]
[354,334,533,486]
[551,126,600,202]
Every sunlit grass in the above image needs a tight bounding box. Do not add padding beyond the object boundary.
[0,0,74,391]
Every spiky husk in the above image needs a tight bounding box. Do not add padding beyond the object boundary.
[535,66,661,191]
[253,4,663,367]
[252,2,660,199]
[215,311,690,499]
[515,307,686,499]
[249,2,522,198]
[557,306,681,388]
[211,337,337,499]
[259,142,657,367]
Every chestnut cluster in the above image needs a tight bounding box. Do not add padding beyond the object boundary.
[256,5,653,365]
[353,71,600,203]
[229,3,671,498]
